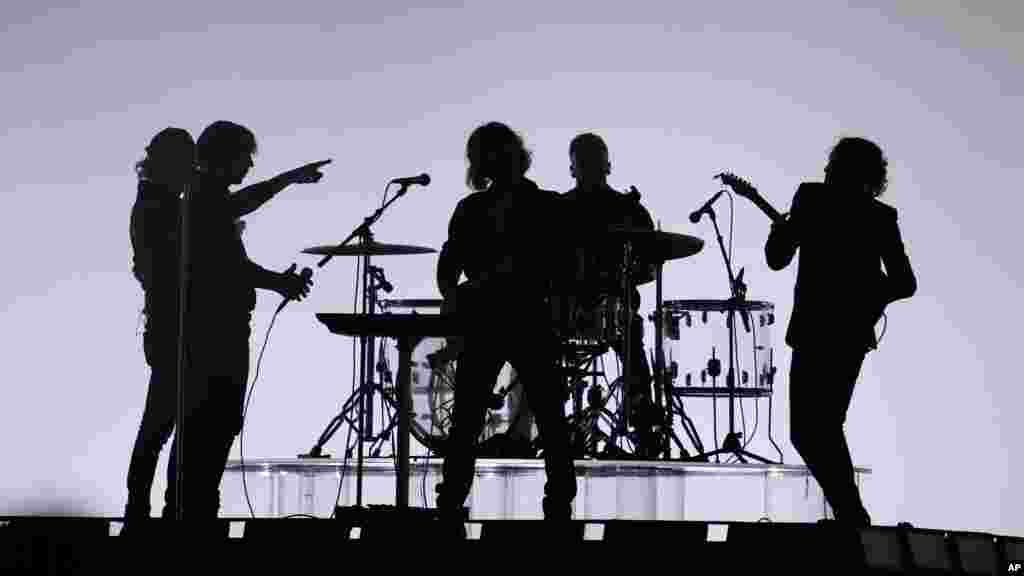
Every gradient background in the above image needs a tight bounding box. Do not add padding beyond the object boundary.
[1,1,1020,535]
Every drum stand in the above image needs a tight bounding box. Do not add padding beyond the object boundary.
[562,343,628,458]
[685,206,777,464]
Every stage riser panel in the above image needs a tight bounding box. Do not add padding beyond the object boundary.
[220,459,865,523]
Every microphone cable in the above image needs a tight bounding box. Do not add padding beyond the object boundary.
[239,269,312,518]
[240,299,285,518]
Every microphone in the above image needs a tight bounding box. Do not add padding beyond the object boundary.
[275,265,313,314]
[689,189,725,223]
[389,173,430,186]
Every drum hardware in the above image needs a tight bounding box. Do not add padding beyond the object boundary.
[315,313,464,512]
[299,179,436,512]
[674,184,780,465]
[569,227,703,459]
[560,343,629,459]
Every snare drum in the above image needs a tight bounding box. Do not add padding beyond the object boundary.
[661,299,777,396]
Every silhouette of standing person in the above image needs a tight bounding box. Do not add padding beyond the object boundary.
[124,127,195,530]
[435,122,577,531]
[165,120,327,523]
[764,136,916,526]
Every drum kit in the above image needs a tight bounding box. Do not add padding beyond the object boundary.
[302,182,785,509]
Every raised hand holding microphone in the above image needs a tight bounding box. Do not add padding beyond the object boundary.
[275,263,314,314]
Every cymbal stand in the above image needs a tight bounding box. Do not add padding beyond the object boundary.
[653,256,671,459]
[688,204,776,464]
[618,239,636,449]
[301,183,414,509]
[652,258,703,460]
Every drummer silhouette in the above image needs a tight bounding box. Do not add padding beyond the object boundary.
[561,132,663,458]
[762,136,917,526]
[435,121,577,532]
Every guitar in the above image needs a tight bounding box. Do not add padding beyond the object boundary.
[714,171,889,350]
[714,172,785,223]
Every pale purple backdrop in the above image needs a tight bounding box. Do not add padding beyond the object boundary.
[0,1,1020,535]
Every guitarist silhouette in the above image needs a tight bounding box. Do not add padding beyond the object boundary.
[717,137,916,526]
[434,122,577,533]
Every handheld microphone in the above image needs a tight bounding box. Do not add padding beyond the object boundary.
[275,265,313,314]
[389,173,431,186]
[689,189,725,223]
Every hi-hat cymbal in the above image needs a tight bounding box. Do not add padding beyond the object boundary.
[302,241,437,256]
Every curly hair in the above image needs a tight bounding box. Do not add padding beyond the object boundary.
[197,120,258,174]
[824,136,889,197]
[134,127,194,181]
[465,121,532,191]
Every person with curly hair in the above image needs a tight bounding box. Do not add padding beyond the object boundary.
[765,136,917,526]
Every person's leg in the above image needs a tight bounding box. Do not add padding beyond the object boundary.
[186,333,247,524]
[160,373,235,532]
[436,348,504,515]
[789,347,869,525]
[125,330,177,521]
[160,333,217,523]
[511,333,577,519]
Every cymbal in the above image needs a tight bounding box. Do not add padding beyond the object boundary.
[302,241,437,256]
[382,298,443,309]
[591,227,705,262]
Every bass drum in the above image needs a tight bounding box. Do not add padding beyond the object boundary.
[408,337,538,456]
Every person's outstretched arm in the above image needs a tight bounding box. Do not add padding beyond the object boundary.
[228,159,331,218]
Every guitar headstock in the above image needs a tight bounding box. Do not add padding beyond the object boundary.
[714,172,758,199]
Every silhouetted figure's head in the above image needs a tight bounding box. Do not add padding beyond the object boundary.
[135,127,195,187]
[465,122,532,191]
[569,132,610,190]
[824,137,888,198]
[197,120,258,186]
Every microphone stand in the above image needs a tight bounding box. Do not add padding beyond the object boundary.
[689,203,776,464]
[173,179,192,522]
[313,183,412,269]
[301,183,413,511]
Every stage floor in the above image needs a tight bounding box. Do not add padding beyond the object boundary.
[221,458,870,526]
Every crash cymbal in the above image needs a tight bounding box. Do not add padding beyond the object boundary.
[302,241,437,256]
[620,229,704,262]
[585,227,704,262]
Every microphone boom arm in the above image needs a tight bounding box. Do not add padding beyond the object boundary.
[316,182,413,268]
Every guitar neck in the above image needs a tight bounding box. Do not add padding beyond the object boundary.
[746,192,784,223]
